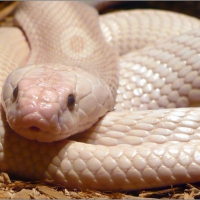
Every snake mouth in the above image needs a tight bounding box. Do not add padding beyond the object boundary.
[29,126,41,132]
[11,125,64,142]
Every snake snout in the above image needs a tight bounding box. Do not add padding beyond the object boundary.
[21,112,51,131]
[9,110,63,142]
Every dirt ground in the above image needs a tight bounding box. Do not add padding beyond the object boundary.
[1,1,200,199]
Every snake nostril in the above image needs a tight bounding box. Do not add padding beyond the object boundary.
[13,86,18,101]
[29,126,41,132]
[67,94,75,110]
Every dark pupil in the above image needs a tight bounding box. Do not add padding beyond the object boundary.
[67,94,75,110]
[13,86,18,101]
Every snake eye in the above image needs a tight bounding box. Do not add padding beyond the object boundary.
[13,86,18,101]
[67,94,75,110]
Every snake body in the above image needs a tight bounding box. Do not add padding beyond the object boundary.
[1,1,200,191]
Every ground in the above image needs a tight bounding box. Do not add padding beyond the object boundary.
[1,172,200,199]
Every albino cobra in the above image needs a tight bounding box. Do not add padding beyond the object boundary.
[1,1,200,191]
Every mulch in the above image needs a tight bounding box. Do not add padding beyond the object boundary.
[1,1,200,199]
[1,171,200,199]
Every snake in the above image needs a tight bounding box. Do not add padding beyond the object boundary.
[1,1,200,191]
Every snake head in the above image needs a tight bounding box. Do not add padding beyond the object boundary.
[1,63,114,142]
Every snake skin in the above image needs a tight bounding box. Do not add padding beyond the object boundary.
[1,1,200,191]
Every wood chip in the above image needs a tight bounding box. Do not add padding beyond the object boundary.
[0,172,11,184]
[12,189,32,199]
[37,186,69,199]
[0,190,12,199]
[0,2,18,21]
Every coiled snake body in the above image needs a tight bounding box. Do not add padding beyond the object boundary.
[1,1,200,191]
